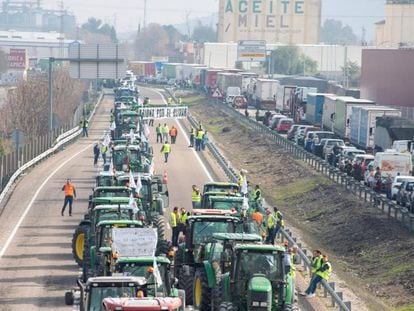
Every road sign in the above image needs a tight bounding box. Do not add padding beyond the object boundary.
[237,40,266,62]
[211,88,223,98]
[68,43,126,79]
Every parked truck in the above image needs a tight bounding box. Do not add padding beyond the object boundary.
[374,116,414,152]
[350,106,401,149]
[306,93,333,126]
[332,97,375,139]
[128,61,156,77]
[252,78,279,110]
[276,85,296,113]
[321,95,339,132]
[217,72,242,95]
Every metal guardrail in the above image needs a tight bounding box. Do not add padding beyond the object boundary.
[217,104,414,233]
[0,92,104,207]
[186,112,352,311]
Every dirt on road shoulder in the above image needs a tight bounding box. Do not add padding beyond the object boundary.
[189,97,414,311]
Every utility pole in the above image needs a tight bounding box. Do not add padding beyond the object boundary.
[143,0,147,29]
[48,58,54,132]
[59,1,64,58]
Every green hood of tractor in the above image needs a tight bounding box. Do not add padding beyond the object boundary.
[248,276,272,293]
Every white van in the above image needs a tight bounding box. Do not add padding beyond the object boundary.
[374,150,412,178]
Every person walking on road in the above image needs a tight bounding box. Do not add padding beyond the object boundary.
[195,127,204,151]
[179,207,189,238]
[93,142,100,167]
[61,179,76,216]
[189,127,195,148]
[169,126,178,144]
[167,97,173,105]
[101,143,108,165]
[302,255,332,298]
[201,131,209,150]
[160,141,171,163]
[265,207,283,245]
[156,124,162,143]
[171,207,180,247]
[191,185,201,209]
[80,117,89,137]
[162,123,169,142]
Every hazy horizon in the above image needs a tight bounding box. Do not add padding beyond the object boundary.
[41,0,384,39]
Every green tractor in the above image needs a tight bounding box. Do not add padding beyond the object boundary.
[65,276,148,311]
[202,182,240,194]
[216,244,295,311]
[113,256,185,308]
[193,233,262,311]
[174,209,257,305]
[82,220,145,281]
[72,203,139,266]
[112,144,153,174]
[201,191,241,210]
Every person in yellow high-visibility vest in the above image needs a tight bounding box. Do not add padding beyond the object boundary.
[192,185,201,209]
[167,97,172,105]
[195,128,204,151]
[160,141,171,163]
[171,207,180,246]
[302,255,332,298]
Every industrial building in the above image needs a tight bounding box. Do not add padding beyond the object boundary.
[201,42,373,77]
[360,49,414,118]
[375,0,414,47]
[217,0,321,44]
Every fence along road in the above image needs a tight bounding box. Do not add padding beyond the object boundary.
[0,95,111,310]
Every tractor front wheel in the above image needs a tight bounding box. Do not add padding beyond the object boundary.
[193,269,211,311]
[72,225,88,266]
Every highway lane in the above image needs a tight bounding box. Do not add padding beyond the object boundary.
[0,95,113,310]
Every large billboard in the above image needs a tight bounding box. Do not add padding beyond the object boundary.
[218,0,321,44]
[8,49,27,69]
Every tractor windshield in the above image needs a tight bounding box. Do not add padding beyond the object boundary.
[96,210,134,223]
[211,200,243,211]
[94,189,130,198]
[88,286,137,311]
[118,263,167,296]
[192,221,236,245]
[237,251,283,281]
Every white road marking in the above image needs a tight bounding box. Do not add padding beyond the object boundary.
[0,143,92,259]
[152,88,213,182]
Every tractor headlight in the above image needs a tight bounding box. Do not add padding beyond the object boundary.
[260,302,268,307]
[252,301,260,307]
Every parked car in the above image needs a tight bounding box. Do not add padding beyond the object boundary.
[297,127,321,146]
[322,139,345,159]
[287,124,301,140]
[396,180,414,206]
[276,118,293,133]
[392,176,414,200]
[342,148,366,161]
[270,114,287,130]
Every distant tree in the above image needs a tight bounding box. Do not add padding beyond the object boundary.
[163,25,185,46]
[135,24,169,60]
[191,23,216,43]
[81,17,117,43]
[0,49,7,74]
[321,19,358,45]
[342,60,361,84]
[266,46,318,75]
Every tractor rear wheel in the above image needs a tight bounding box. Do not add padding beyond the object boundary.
[72,225,88,266]
[81,231,92,282]
[219,302,236,311]
[193,269,211,311]
[178,265,194,305]
[156,239,172,256]
[152,214,166,241]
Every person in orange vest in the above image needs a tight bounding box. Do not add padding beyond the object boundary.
[61,179,77,216]
[169,126,178,144]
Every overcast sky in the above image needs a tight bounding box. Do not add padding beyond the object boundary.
[43,0,384,39]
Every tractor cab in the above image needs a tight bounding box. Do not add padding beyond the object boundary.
[202,182,240,194]
[103,296,183,311]
[208,196,244,213]
[114,257,173,297]
[112,145,152,173]
[95,171,122,187]
[200,191,241,209]
[65,276,147,311]
[92,186,131,199]
[220,244,294,310]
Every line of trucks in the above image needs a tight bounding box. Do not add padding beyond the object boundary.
[65,71,297,311]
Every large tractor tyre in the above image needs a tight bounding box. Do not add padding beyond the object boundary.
[174,247,184,279]
[178,266,195,305]
[64,292,74,306]
[219,302,236,311]
[72,225,88,267]
[193,269,212,311]
[152,214,166,241]
[156,239,172,256]
[211,282,223,311]
[81,234,92,283]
